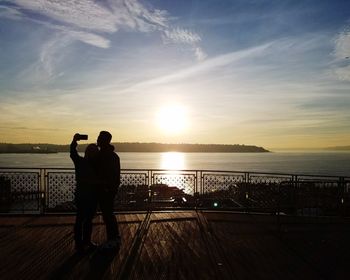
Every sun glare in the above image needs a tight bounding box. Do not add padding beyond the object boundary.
[156,105,188,134]
[160,152,185,170]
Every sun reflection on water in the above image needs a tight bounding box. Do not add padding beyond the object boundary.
[160,152,185,170]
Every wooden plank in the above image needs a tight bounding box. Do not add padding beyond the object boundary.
[1,211,350,280]
[132,214,217,280]
[0,216,34,226]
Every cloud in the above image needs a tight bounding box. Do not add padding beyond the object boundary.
[83,40,277,94]
[122,0,169,31]
[11,0,169,34]
[163,27,201,44]
[194,47,207,61]
[162,27,207,61]
[334,65,350,81]
[1,0,205,80]
[13,0,118,32]
[332,27,350,81]
[123,41,273,90]
[15,34,72,85]
[39,35,71,77]
[0,5,22,20]
[4,0,203,57]
[91,33,341,104]
[57,27,110,48]
[334,28,350,59]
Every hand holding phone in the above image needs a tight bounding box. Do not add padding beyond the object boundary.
[74,133,88,141]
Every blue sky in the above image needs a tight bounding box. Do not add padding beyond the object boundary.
[0,0,350,149]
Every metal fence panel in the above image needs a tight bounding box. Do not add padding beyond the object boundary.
[47,171,76,211]
[201,172,245,209]
[296,176,343,216]
[0,169,41,212]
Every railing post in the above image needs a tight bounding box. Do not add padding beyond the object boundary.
[44,168,49,214]
[40,168,46,215]
[277,181,281,233]
[292,175,297,215]
[339,176,345,217]
[245,172,250,213]
[149,170,153,210]
[198,170,201,195]
[148,170,151,187]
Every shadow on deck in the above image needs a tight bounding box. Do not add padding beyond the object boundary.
[1,211,350,280]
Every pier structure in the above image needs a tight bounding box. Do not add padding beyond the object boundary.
[1,168,350,279]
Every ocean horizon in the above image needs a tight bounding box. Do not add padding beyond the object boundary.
[0,151,349,177]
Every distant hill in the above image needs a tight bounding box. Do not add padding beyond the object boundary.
[0,142,269,153]
[325,146,350,151]
[113,143,269,153]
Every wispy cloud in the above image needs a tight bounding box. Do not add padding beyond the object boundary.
[116,41,273,92]
[81,34,328,95]
[163,27,201,44]
[44,22,110,48]
[16,34,71,84]
[122,0,168,31]
[194,47,207,61]
[334,65,350,81]
[2,0,205,79]
[334,28,350,59]
[39,35,70,77]
[162,27,206,61]
[332,26,350,81]
[13,0,118,32]
[0,5,22,20]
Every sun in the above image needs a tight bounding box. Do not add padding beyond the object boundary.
[156,105,188,134]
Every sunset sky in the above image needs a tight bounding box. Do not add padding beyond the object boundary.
[0,0,350,149]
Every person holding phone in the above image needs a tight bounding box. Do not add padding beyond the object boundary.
[70,133,98,252]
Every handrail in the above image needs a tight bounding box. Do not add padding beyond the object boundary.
[0,166,348,178]
[1,167,349,216]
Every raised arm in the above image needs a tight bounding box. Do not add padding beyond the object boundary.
[70,134,81,164]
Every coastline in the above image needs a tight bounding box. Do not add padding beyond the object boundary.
[0,142,270,153]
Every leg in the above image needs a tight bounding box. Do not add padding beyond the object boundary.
[74,213,83,246]
[98,190,119,241]
[74,197,84,248]
[82,194,97,244]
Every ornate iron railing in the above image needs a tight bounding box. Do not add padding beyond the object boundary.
[0,167,349,216]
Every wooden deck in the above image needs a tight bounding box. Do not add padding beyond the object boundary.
[1,211,350,280]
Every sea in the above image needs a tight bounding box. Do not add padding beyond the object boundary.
[0,151,349,177]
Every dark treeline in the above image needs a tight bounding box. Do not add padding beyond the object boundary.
[325,146,350,151]
[0,142,269,153]
[0,143,62,153]
[114,143,269,153]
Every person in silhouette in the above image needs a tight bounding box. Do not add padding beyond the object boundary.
[95,131,121,250]
[70,134,99,252]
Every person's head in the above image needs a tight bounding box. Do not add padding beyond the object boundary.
[84,144,99,159]
[97,131,112,148]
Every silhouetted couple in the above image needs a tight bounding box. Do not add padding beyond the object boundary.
[70,131,120,252]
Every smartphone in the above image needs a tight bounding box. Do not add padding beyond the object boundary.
[77,134,88,140]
